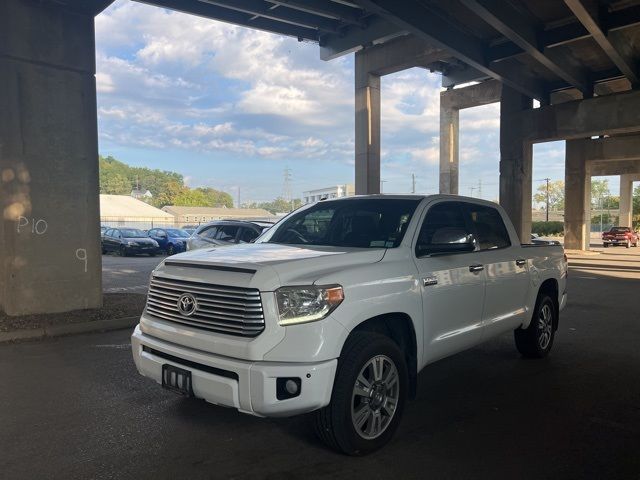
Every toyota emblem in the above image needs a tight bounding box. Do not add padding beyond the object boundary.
[177,293,197,316]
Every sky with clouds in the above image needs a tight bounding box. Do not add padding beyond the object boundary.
[95,1,619,205]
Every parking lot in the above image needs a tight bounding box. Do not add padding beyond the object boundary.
[102,254,164,294]
[0,247,638,479]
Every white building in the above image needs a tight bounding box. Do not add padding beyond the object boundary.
[303,184,354,204]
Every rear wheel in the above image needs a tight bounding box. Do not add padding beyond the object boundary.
[167,244,175,256]
[603,242,609,248]
[119,245,128,257]
[313,332,407,455]
[514,293,556,358]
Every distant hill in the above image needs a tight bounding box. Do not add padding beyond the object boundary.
[99,155,233,208]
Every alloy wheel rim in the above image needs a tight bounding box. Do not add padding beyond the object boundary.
[351,355,399,440]
[537,304,553,350]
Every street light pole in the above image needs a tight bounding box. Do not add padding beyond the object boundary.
[544,177,550,222]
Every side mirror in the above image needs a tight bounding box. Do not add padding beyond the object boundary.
[416,229,477,257]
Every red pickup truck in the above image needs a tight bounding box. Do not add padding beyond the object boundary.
[602,226,639,248]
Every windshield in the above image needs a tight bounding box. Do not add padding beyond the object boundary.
[260,198,420,248]
[166,229,190,238]
[120,228,147,238]
[610,227,630,233]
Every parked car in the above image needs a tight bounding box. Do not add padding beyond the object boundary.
[186,220,272,251]
[602,226,639,248]
[147,228,190,255]
[132,195,568,455]
[101,228,159,256]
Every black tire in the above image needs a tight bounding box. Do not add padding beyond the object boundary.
[514,293,556,358]
[313,332,408,455]
[101,248,106,255]
[167,244,175,256]
[119,245,128,257]
[148,252,156,257]
[603,243,609,248]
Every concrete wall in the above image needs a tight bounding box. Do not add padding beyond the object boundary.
[0,0,102,315]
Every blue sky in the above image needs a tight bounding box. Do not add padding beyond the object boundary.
[95,1,619,205]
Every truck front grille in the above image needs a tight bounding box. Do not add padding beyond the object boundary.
[145,276,265,337]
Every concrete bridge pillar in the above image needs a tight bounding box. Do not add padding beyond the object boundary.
[0,0,102,315]
[354,51,381,195]
[499,86,533,243]
[619,174,634,228]
[439,96,459,194]
[564,140,592,250]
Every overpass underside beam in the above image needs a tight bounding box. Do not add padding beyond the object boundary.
[0,0,102,315]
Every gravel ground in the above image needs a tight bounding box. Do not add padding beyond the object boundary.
[0,293,145,332]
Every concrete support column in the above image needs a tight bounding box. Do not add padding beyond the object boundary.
[619,174,634,228]
[564,140,592,250]
[0,0,102,315]
[499,86,533,242]
[439,96,459,194]
[354,50,381,195]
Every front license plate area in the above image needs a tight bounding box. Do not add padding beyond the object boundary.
[162,364,193,396]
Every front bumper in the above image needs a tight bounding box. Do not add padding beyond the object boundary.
[126,244,158,254]
[131,326,337,417]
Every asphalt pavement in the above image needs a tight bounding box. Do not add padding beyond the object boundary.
[1,249,639,479]
[102,253,164,293]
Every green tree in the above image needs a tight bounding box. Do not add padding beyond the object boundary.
[533,180,565,211]
[195,187,234,208]
[152,180,186,208]
[244,197,303,214]
[591,179,611,207]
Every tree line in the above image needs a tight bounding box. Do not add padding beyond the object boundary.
[533,179,640,211]
[99,156,233,208]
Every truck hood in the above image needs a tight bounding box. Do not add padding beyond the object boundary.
[160,243,386,290]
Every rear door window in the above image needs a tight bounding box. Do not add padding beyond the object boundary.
[216,225,240,242]
[238,227,260,243]
[199,226,218,239]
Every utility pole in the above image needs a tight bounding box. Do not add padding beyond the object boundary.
[411,173,416,194]
[237,186,241,209]
[283,167,292,211]
[478,179,482,199]
[469,186,476,197]
[380,180,387,193]
[544,177,550,222]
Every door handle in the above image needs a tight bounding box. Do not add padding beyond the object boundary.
[516,259,526,267]
[423,276,438,287]
[469,264,484,273]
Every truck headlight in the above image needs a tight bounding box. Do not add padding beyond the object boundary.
[275,285,344,326]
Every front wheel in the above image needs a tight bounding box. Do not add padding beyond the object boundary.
[514,293,556,358]
[119,245,128,257]
[313,332,408,455]
[167,244,175,256]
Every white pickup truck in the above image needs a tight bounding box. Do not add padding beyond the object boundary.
[132,195,567,454]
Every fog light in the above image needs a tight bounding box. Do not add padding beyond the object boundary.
[276,377,301,400]
[285,379,298,395]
